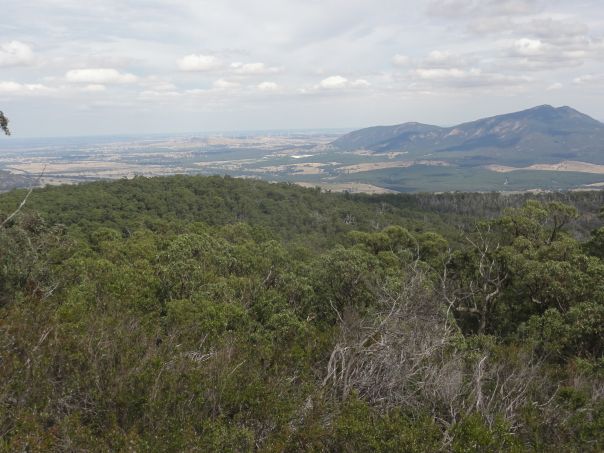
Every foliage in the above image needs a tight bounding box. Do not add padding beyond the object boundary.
[0,111,9,136]
[0,175,603,451]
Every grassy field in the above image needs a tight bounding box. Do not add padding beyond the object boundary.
[334,165,604,192]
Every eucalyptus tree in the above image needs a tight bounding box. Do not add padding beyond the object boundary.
[0,111,9,135]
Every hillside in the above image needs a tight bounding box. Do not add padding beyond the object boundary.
[1,107,603,195]
[332,105,604,166]
[1,175,603,451]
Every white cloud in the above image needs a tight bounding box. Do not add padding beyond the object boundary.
[574,74,604,85]
[511,38,544,56]
[185,88,209,95]
[392,54,410,66]
[0,81,51,95]
[529,18,589,43]
[546,82,563,90]
[3,0,604,136]
[178,54,222,72]
[427,0,540,18]
[66,68,138,84]
[257,81,280,91]
[414,67,531,88]
[318,75,349,89]
[350,79,370,87]
[426,50,452,63]
[80,84,107,92]
[0,41,34,67]
[421,50,475,68]
[213,79,240,90]
[139,76,177,92]
[416,68,468,80]
[231,62,280,75]
[314,75,371,91]
[139,89,181,100]
[502,34,599,70]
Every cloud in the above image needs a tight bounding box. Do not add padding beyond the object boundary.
[178,54,222,72]
[510,38,544,56]
[414,67,531,88]
[392,54,410,66]
[529,18,589,44]
[416,68,469,80]
[427,0,539,18]
[428,3,602,72]
[502,34,600,70]
[80,84,107,92]
[3,0,604,136]
[313,75,371,92]
[257,81,280,91]
[319,75,349,89]
[0,41,34,67]
[139,89,181,100]
[573,74,604,85]
[66,68,138,84]
[213,79,240,90]
[0,81,51,95]
[231,62,281,75]
[546,82,563,91]
[426,50,453,63]
[350,79,370,87]
[422,50,476,68]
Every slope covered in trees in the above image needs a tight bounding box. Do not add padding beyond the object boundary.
[332,105,604,166]
[0,175,603,451]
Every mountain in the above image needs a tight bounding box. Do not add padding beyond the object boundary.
[332,105,604,166]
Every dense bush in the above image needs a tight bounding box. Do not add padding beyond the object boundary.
[0,176,602,451]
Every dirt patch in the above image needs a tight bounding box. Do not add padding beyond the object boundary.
[339,160,450,174]
[348,150,409,159]
[486,161,604,174]
[296,181,397,194]
[252,162,327,175]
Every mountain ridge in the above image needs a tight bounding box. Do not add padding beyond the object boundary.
[332,105,604,166]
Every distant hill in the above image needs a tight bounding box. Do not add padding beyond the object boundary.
[332,105,604,166]
[0,170,34,192]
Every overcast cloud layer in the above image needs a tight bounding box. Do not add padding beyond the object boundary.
[1,0,604,137]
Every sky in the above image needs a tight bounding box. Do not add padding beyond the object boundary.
[1,0,604,137]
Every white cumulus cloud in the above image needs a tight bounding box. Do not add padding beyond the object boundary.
[80,84,107,92]
[257,81,280,91]
[66,68,138,84]
[316,75,370,90]
[573,74,604,85]
[0,41,34,67]
[414,67,531,88]
[416,68,468,80]
[0,81,51,95]
[546,82,563,91]
[511,38,544,56]
[319,75,349,89]
[314,75,370,90]
[350,79,370,87]
[231,62,280,75]
[213,79,240,90]
[178,54,222,72]
[392,54,410,66]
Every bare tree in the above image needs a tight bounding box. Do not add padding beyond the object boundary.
[440,223,508,335]
[322,262,549,447]
[323,268,462,412]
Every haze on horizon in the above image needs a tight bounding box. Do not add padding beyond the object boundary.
[1,0,604,138]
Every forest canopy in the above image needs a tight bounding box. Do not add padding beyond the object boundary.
[0,175,603,451]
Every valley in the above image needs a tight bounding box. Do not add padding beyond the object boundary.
[1,105,603,193]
